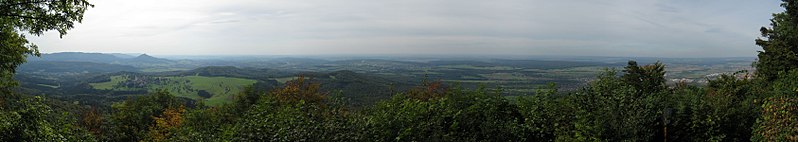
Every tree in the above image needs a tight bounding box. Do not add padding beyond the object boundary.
[517,83,577,141]
[749,0,798,141]
[0,95,96,141]
[623,61,666,95]
[104,90,179,141]
[0,0,93,91]
[365,83,526,141]
[755,0,798,81]
[81,107,102,136]
[270,75,327,105]
[227,76,362,141]
[144,105,185,142]
[171,106,238,141]
[573,69,659,141]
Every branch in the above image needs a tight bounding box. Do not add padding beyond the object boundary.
[0,14,62,30]
[0,0,58,7]
[0,14,46,20]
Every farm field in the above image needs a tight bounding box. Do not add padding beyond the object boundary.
[90,75,257,106]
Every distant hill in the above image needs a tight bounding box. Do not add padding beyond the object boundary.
[128,54,174,64]
[28,52,122,63]
[28,52,176,68]
[18,61,138,73]
[109,53,139,59]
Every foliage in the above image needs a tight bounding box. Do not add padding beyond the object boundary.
[751,69,798,141]
[517,83,576,141]
[665,84,754,141]
[268,75,326,105]
[566,68,659,141]
[80,107,102,136]
[225,75,361,141]
[405,79,448,101]
[752,96,798,141]
[364,83,525,141]
[0,94,95,141]
[623,61,666,95]
[102,90,180,141]
[0,0,93,90]
[755,0,798,81]
[0,26,33,91]
[170,105,238,141]
[144,105,185,142]
[514,64,758,141]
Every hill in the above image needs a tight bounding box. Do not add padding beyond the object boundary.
[29,52,177,67]
[128,54,173,64]
[27,52,122,63]
[18,61,138,73]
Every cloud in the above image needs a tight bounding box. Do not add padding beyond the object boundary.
[28,0,784,57]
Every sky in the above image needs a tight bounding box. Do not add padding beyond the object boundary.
[29,0,783,57]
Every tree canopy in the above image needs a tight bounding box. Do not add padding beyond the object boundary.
[0,0,93,91]
[756,0,798,81]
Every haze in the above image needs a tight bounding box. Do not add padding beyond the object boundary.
[29,0,781,57]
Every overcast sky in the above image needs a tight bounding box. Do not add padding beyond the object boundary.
[29,0,782,57]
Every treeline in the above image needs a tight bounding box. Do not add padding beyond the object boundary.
[2,60,797,141]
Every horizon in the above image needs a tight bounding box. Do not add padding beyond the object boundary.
[35,51,759,60]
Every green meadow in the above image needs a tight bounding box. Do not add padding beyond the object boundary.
[90,75,257,106]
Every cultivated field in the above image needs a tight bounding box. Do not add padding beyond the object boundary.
[90,75,257,106]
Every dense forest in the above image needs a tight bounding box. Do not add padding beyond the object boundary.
[3,0,798,141]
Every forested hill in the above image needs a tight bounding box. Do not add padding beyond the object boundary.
[154,66,293,81]
[18,61,137,73]
[28,52,123,63]
[304,70,416,106]
[28,52,176,65]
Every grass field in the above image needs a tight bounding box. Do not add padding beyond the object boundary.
[90,75,257,106]
[90,76,137,91]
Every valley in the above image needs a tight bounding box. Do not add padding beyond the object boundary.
[14,52,754,107]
